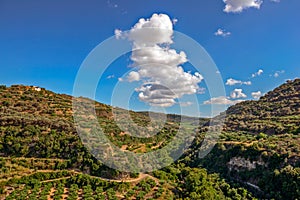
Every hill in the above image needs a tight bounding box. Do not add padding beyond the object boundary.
[222,79,300,134]
[192,79,300,199]
[0,80,299,199]
[0,84,254,199]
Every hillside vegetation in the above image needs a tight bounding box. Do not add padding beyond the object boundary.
[191,79,300,199]
[222,79,300,134]
[0,79,299,199]
[0,84,254,199]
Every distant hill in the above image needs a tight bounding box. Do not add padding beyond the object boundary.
[0,84,256,200]
[0,84,190,158]
[192,79,300,199]
[221,79,300,134]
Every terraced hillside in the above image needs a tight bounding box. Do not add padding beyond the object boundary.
[0,85,198,158]
[0,84,255,199]
[222,79,300,134]
[1,158,165,200]
[193,79,300,200]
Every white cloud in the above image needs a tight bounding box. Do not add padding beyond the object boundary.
[127,13,174,45]
[214,28,231,37]
[106,75,115,79]
[226,78,252,86]
[204,96,244,105]
[172,18,178,25]
[230,89,247,99]
[127,71,140,82]
[115,13,203,107]
[223,0,263,13]
[270,0,280,3]
[114,29,123,39]
[251,69,263,78]
[251,91,262,99]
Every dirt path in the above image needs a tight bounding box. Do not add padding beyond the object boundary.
[89,173,154,183]
[80,172,160,184]
[41,176,72,183]
[151,141,164,149]
[35,169,159,185]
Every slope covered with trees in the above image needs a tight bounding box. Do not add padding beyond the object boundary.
[191,79,300,199]
[0,79,299,199]
[0,84,255,199]
[222,79,300,134]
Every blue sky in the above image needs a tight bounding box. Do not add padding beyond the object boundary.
[0,0,299,117]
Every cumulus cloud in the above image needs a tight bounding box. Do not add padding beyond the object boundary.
[230,89,247,99]
[115,13,203,107]
[127,71,140,82]
[127,14,174,45]
[214,28,231,37]
[204,96,244,105]
[223,0,263,13]
[251,69,263,78]
[251,91,262,99]
[226,78,252,86]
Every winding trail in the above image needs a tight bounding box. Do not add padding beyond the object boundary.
[37,169,159,184]
[89,173,159,184]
